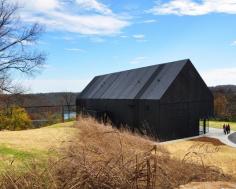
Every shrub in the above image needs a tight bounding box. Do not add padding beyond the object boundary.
[0,107,32,131]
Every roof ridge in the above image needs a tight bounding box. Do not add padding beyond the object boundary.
[78,59,190,100]
[96,59,189,77]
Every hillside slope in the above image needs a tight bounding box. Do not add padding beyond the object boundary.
[2,118,236,188]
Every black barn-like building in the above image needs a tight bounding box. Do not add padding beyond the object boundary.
[76,59,213,141]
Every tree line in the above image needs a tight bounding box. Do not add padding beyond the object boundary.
[211,85,236,121]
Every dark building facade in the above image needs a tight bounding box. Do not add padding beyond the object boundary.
[76,59,213,141]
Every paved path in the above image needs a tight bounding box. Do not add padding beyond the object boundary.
[160,128,236,148]
[228,132,236,145]
[204,127,236,148]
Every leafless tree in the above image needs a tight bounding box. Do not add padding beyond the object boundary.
[0,0,46,94]
[0,92,25,110]
[61,92,75,120]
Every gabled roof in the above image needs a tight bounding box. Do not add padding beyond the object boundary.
[79,59,190,100]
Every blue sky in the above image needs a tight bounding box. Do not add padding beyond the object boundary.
[13,0,236,93]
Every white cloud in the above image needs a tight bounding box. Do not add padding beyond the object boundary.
[201,67,236,86]
[150,0,236,16]
[41,64,53,69]
[75,0,112,15]
[231,40,236,46]
[21,79,91,93]
[37,40,48,45]
[142,19,157,23]
[65,48,86,52]
[12,0,60,11]
[12,0,129,35]
[133,34,145,39]
[90,37,105,43]
[130,56,148,64]
[132,34,147,42]
[62,36,74,41]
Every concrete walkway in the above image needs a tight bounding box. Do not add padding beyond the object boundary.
[160,128,236,148]
[204,127,236,148]
[228,132,236,145]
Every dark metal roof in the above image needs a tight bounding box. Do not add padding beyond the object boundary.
[79,59,189,100]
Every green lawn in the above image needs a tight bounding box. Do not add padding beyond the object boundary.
[0,121,76,169]
[210,120,236,131]
[0,145,35,160]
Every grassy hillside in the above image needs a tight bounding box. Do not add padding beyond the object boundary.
[0,121,76,169]
[0,121,76,151]
[164,138,236,180]
[0,118,235,188]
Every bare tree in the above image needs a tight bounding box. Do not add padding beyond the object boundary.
[61,92,75,120]
[0,0,46,94]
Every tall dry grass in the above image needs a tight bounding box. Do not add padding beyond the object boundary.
[0,117,231,189]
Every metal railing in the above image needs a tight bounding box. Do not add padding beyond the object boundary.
[23,105,76,127]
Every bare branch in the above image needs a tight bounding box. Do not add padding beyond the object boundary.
[0,0,46,94]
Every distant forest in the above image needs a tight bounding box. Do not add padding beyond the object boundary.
[210,85,236,121]
[0,93,79,108]
[0,85,236,121]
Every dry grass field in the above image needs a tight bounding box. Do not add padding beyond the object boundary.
[0,121,77,169]
[164,137,236,181]
[178,181,236,189]
[0,121,76,151]
[0,118,235,188]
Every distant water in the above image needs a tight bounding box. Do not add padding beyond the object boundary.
[31,112,77,128]
[64,112,76,120]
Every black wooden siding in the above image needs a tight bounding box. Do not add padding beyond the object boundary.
[77,59,213,141]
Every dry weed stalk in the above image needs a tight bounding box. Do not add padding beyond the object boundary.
[0,117,231,189]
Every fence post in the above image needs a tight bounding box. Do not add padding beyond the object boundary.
[62,105,64,123]
[203,118,206,134]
